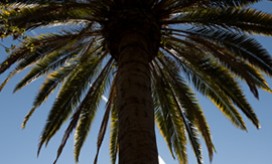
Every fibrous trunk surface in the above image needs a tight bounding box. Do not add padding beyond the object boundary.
[104,1,161,163]
[116,32,159,164]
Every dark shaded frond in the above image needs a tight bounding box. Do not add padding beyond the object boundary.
[52,100,82,164]
[162,37,259,129]
[38,44,105,156]
[0,0,57,4]
[196,0,261,7]
[21,60,77,129]
[93,102,111,164]
[0,36,76,92]
[153,59,203,164]
[0,27,99,94]
[94,75,116,164]
[73,58,113,162]
[162,27,272,94]
[109,93,118,164]
[151,61,188,163]
[183,28,272,77]
[156,0,260,17]
[157,55,215,161]
[164,8,272,36]
[151,59,182,161]
[13,42,83,92]
[53,58,113,164]
[184,34,272,98]
[0,31,83,75]
[0,2,103,38]
[162,38,245,129]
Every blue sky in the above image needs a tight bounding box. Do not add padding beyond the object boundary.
[1,2,272,164]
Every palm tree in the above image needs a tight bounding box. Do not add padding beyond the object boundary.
[1,0,272,163]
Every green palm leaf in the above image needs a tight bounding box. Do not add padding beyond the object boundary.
[184,28,272,76]
[197,0,261,7]
[109,97,118,164]
[161,38,247,129]
[38,44,105,155]
[0,31,84,74]
[94,75,116,164]
[183,33,272,98]
[74,58,113,162]
[163,37,259,128]
[13,44,82,92]
[151,62,188,163]
[21,61,77,128]
[165,8,272,36]
[156,0,261,17]
[158,55,215,161]
[153,59,203,164]
[0,2,101,38]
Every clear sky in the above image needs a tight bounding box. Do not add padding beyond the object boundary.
[1,2,272,164]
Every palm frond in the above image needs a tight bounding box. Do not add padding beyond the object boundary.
[183,34,272,98]
[52,101,82,164]
[0,2,102,38]
[196,0,261,7]
[157,55,215,161]
[52,58,113,164]
[153,59,203,164]
[37,43,105,156]
[0,25,101,95]
[182,28,272,76]
[176,52,248,130]
[21,60,77,128]
[161,37,257,129]
[151,60,188,163]
[94,75,116,164]
[73,58,113,162]
[0,0,70,4]
[164,8,272,36]
[109,95,118,164]
[0,31,84,75]
[159,39,245,129]
[13,43,83,92]
[163,27,272,96]
[156,0,260,17]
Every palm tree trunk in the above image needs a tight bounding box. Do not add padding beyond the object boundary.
[116,32,159,164]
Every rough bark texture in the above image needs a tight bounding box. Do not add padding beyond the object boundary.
[116,32,159,164]
[102,1,161,163]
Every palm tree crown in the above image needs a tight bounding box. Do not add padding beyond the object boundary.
[1,0,272,163]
